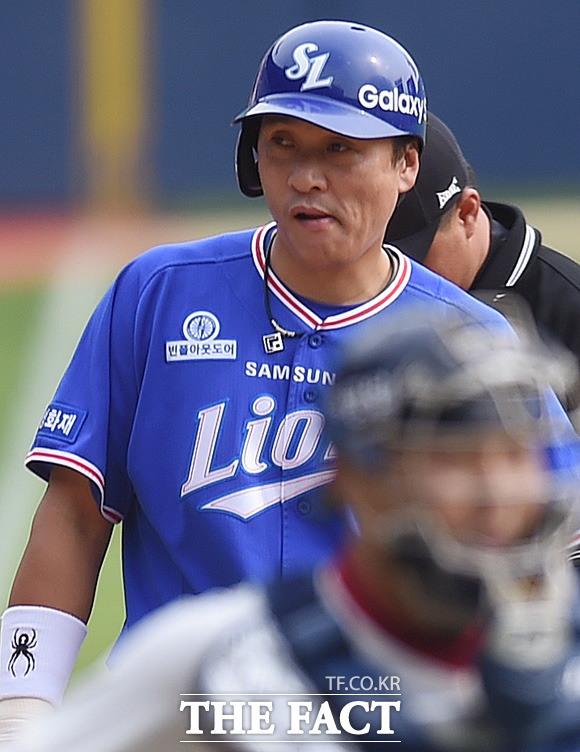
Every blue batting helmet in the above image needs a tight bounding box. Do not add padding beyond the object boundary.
[232,20,427,197]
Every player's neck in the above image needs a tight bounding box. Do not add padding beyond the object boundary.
[338,549,485,668]
[269,234,393,306]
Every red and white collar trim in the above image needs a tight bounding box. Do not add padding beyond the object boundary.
[252,223,412,332]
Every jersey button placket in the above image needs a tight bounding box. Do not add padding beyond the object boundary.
[304,332,323,402]
[282,332,325,575]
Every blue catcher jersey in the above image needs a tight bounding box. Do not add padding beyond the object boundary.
[24,223,572,631]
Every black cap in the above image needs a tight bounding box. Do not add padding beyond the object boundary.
[385,113,474,262]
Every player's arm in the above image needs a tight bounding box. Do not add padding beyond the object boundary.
[8,464,113,619]
[0,465,113,742]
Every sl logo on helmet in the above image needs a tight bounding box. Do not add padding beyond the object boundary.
[285,43,334,91]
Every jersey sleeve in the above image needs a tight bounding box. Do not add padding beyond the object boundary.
[25,263,143,522]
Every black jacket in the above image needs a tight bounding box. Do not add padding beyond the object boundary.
[474,201,580,369]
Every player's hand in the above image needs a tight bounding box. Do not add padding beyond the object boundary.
[0,697,53,746]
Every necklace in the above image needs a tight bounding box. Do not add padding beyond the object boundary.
[262,233,298,354]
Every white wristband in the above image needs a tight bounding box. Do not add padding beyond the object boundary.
[0,606,87,706]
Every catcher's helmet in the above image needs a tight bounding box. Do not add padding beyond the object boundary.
[324,308,577,467]
[232,20,427,197]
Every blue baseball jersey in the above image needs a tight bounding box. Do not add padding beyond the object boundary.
[24,222,567,631]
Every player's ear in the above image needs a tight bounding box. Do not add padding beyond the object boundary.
[397,140,420,194]
[456,188,481,239]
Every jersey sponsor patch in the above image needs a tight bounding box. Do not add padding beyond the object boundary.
[166,310,237,362]
[37,403,87,443]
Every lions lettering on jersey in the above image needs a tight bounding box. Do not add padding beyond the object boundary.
[182,397,336,520]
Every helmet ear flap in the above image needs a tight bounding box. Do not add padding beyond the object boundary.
[236,118,263,197]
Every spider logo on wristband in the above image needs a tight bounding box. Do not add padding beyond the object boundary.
[8,629,37,677]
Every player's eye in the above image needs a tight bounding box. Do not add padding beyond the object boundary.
[327,140,351,153]
[270,133,294,148]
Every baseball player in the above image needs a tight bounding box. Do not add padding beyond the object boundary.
[0,18,577,742]
[385,113,580,401]
[6,310,580,752]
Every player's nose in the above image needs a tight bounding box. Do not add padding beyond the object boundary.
[287,154,328,194]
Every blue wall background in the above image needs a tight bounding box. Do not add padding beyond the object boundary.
[1,1,579,207]
[0,2,73,205]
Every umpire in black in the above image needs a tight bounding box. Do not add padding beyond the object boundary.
[386,113,580,392]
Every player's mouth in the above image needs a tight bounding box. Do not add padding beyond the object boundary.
[291,206,335,227]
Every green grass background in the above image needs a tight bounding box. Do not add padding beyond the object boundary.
[0,282,125,681]
[0,286,46,457]
[0,198,577,687]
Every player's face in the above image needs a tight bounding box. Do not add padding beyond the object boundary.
[337,432,556,636]
[340,432,548,549]
[257,116,418,301]
[402,434,548,547]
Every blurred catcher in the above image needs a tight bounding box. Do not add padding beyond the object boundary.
[6,309,580,752]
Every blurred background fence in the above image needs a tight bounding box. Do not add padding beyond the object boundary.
[1,0,580,211]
